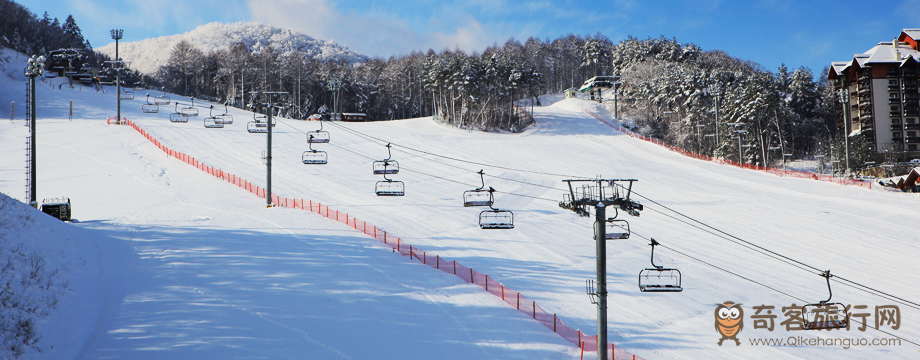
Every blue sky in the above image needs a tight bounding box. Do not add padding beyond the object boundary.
[18,0,920,78]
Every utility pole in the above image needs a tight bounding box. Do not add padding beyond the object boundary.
[24,55,45,208]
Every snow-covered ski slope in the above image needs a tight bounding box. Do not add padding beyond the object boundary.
[3,63,920,358]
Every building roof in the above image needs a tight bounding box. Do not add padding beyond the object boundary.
[863,42,920,64]
[899,29,920,42]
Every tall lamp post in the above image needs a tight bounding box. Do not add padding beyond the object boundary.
[110,29,123,124]
[837,88,852,174]
[24,55,45,208]
[730,123,748,165]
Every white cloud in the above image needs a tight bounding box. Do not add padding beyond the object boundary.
[247,0,517,57]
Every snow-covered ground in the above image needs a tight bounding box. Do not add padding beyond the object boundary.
[2,46,919,359]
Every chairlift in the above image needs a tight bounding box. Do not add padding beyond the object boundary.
[375,174,405,196]
[169,102,189,123]
[308,120,330,143]
[119,88,135,100]
[215,103,233,125]
[594,218,630,240]
[45,72,58,79]
[155,88,170,105]
[180,97,199,116]
[478,188,514,229]
[372,143,399,174]
[204,116,224,129]
[801,270,849,330]
[302,140,327,164]
[463,170,492,207]
[247,121,267,133]
[204,105,224,128]
[638,239,682,292]
[141,93,159,113]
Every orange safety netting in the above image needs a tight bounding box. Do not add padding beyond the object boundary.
[121,118,645,360]
[583,110,873,190]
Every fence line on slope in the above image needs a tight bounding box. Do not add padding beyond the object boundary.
[118,118,642,360]
[584,110,873,190]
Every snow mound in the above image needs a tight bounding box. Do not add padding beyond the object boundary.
[96,21,368,75]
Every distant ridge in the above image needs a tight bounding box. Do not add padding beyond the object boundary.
[96,21,367,75]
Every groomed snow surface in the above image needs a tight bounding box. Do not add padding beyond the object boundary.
[2,49,919,359]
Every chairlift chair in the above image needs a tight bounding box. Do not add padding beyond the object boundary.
[479,208,514,229]
[215,103,233,124]
[155,88,170,105]
[141,94,159,113]
[463,170,493,207]
[119,88,135,100]
[594,219,630,240]
[204,117,224,128]
[477,188,514,229]
[247,121,267,133]
[373,143,399,174]
[302,141,327,164]
[375,174,405,196]
[801,270,849,330]
[180,97,199,116]
[638,239,682,292]
[169,103,189,123]
[203,105,224,128]
[308,120,330,143]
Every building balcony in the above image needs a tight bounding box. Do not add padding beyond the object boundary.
[858,88,871,95]
[905,111,920,117]
[904,71,917,77]
[890,98,901,104]
[904,84,918,91]
[906,124,920,130]
[892,124,903,130]
[860,115,874,122]
[907,137,920,143]
[891,111,903,117]
[889,85,901,91]
[893,137,904,142]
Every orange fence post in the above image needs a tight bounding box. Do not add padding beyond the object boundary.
[533,301,535,319]
[485,275,488,291]
[470,268,474,283]
[554,314,556,332]
[501,284,504,300]
[436,255,439,269]
[453,261,457,275]
[517,293,520,309]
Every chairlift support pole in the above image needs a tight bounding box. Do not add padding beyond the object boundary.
[251,91,288,207]
[595,201,608,360]
[561,178,642,360]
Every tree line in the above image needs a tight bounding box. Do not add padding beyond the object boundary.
[2,0,846,164]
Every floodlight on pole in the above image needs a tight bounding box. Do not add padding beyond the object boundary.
[111,29,124,124]
[24,55,45,208]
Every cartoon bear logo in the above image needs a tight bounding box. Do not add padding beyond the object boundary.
[715,301,743,346]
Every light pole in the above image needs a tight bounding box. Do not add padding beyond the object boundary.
[705,85,722,150]
[24,55,45,208]
[837,88,852,174]
[110,29,123,124]
[730,123,748,165]
[696,124,705,153]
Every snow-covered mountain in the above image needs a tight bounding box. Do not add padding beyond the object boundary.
[96,22,367,75]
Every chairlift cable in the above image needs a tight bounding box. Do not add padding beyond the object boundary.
[629,189,920,312]
[282,119,920,313]
[626,229,920,346]
[325,121,592,179]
